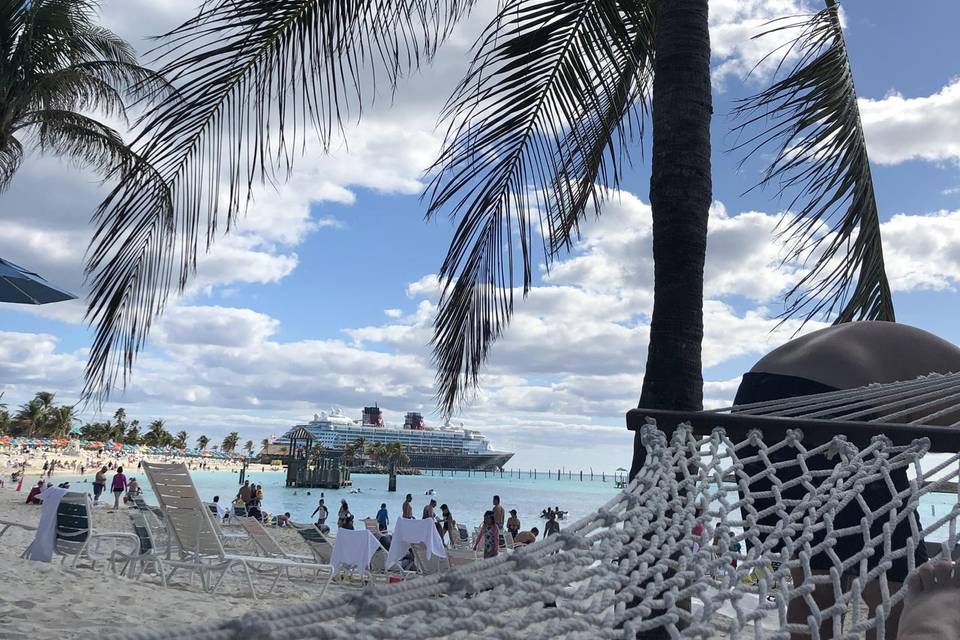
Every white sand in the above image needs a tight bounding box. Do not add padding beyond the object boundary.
[0,478,340,639]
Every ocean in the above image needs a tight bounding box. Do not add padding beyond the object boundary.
[56,468,622,532]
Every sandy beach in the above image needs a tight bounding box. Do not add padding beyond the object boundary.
[0,471,340,640]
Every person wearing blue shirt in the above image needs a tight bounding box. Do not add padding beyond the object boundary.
[376,503,389,532]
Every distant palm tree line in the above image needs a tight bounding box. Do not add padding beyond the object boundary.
[0,391,232,453]
[343,437,410,469]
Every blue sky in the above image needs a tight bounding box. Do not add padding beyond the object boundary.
[2,0,960,471]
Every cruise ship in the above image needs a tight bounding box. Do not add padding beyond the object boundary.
[277,407,514,471]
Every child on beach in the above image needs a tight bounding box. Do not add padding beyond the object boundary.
[110,466,127,510]
[474,511,500,559]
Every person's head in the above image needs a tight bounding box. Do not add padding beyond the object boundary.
[257,484,262,490]
[440,503,449,514]
[284,512,291,518]
[100,465,107,472]
[509,509,517,517]
[319,498,325,506]
[244,480,250,486]
[341,499,348,509]
[493,495,500,505]
[531,527,539,537]
[213,495,220,503]
[548,512,556,521]
[129,477,136,483]
[380,503,386,509]
[116,466,123,474]
[36,479,44,487]
[405,493,412,502]
[483,510,495,525]
[430,499,437,507]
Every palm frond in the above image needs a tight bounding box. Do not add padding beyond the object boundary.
[0,134,23,191]
[425,0,655,414]
[17,109,148,179]
[84,0,476,401]
[733,1,894,325]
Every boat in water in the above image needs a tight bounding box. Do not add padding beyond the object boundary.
[276,406,514,471]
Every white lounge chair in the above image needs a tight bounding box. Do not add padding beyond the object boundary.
[236,517,319,572]
[29,491,141,572]
[141,462,328,598]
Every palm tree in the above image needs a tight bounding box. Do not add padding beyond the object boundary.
[123,422,141,445]
[244,440,254,456]
[174,431,188,449]
[221,432,240,453]
[14,396,48,437]
[260,438,270,452]
[342,443,357,467]
[382,442,410,469]
[196,434,210,450]
[45,405,78,439]
[84,0,893,472]
[143,419,168,447]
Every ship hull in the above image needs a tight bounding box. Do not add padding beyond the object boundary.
[318,449,513,471]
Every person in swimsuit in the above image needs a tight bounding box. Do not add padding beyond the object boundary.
[474,511,500,559]
[439,504,457,546]
[110,466,127,510]
[93,466,108,504]
[506,510,520,538]
[492,495,505,530]
[402,493,414,519]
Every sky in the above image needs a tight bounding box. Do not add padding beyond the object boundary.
[2,0,960,472]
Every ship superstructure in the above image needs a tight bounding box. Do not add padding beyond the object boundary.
[279,407,513,471]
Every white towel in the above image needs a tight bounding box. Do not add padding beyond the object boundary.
[386,517,447,569]
[26,486,69,562]
[330,529,382,574]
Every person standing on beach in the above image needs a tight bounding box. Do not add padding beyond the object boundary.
[474,511,500,559]
[238,480,252,504]
[337,500,354,530]
[110,466,128,510]
[312,498,328,528]
[492,495,505,531]
[376,503,389,532]
[93,466,108,504]
[506,509,521,538]
[422,498,437,520]
[439,504,457,546]
[402,494,414,519]
[544,512,560,537]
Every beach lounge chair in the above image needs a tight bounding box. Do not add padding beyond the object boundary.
[141,462,328,598]
[236,517,318,569]
[411,542,451,576]
[363,518,381,535]
[296,524,335,565]
[39,491,141,571]
[123,510,171,585]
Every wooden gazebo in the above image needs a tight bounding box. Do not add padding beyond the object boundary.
[283,426,351,489]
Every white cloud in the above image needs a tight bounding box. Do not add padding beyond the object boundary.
[710,0,819,86]
[861,78,960,165]
[882,209,960,291]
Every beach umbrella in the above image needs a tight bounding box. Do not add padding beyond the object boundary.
[0,257,76,304]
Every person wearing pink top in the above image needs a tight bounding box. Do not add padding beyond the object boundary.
[110,466,128,510]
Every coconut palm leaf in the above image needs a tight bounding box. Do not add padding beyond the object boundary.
[733,0,894,325]
[424,0,655,413]
[84,0,477,401]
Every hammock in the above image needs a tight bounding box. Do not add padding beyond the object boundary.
[123,376,960,640]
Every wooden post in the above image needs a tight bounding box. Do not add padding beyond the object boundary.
[580,470,583,481]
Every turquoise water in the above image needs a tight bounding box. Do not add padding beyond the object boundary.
[55,468,622,532]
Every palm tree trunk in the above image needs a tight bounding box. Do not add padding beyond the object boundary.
[631,0,712,480]
[623,4,711,636]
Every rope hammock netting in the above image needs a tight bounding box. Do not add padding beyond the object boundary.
[116,374,960,640]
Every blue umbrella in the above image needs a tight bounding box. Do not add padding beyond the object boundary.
[0,257,76,304]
